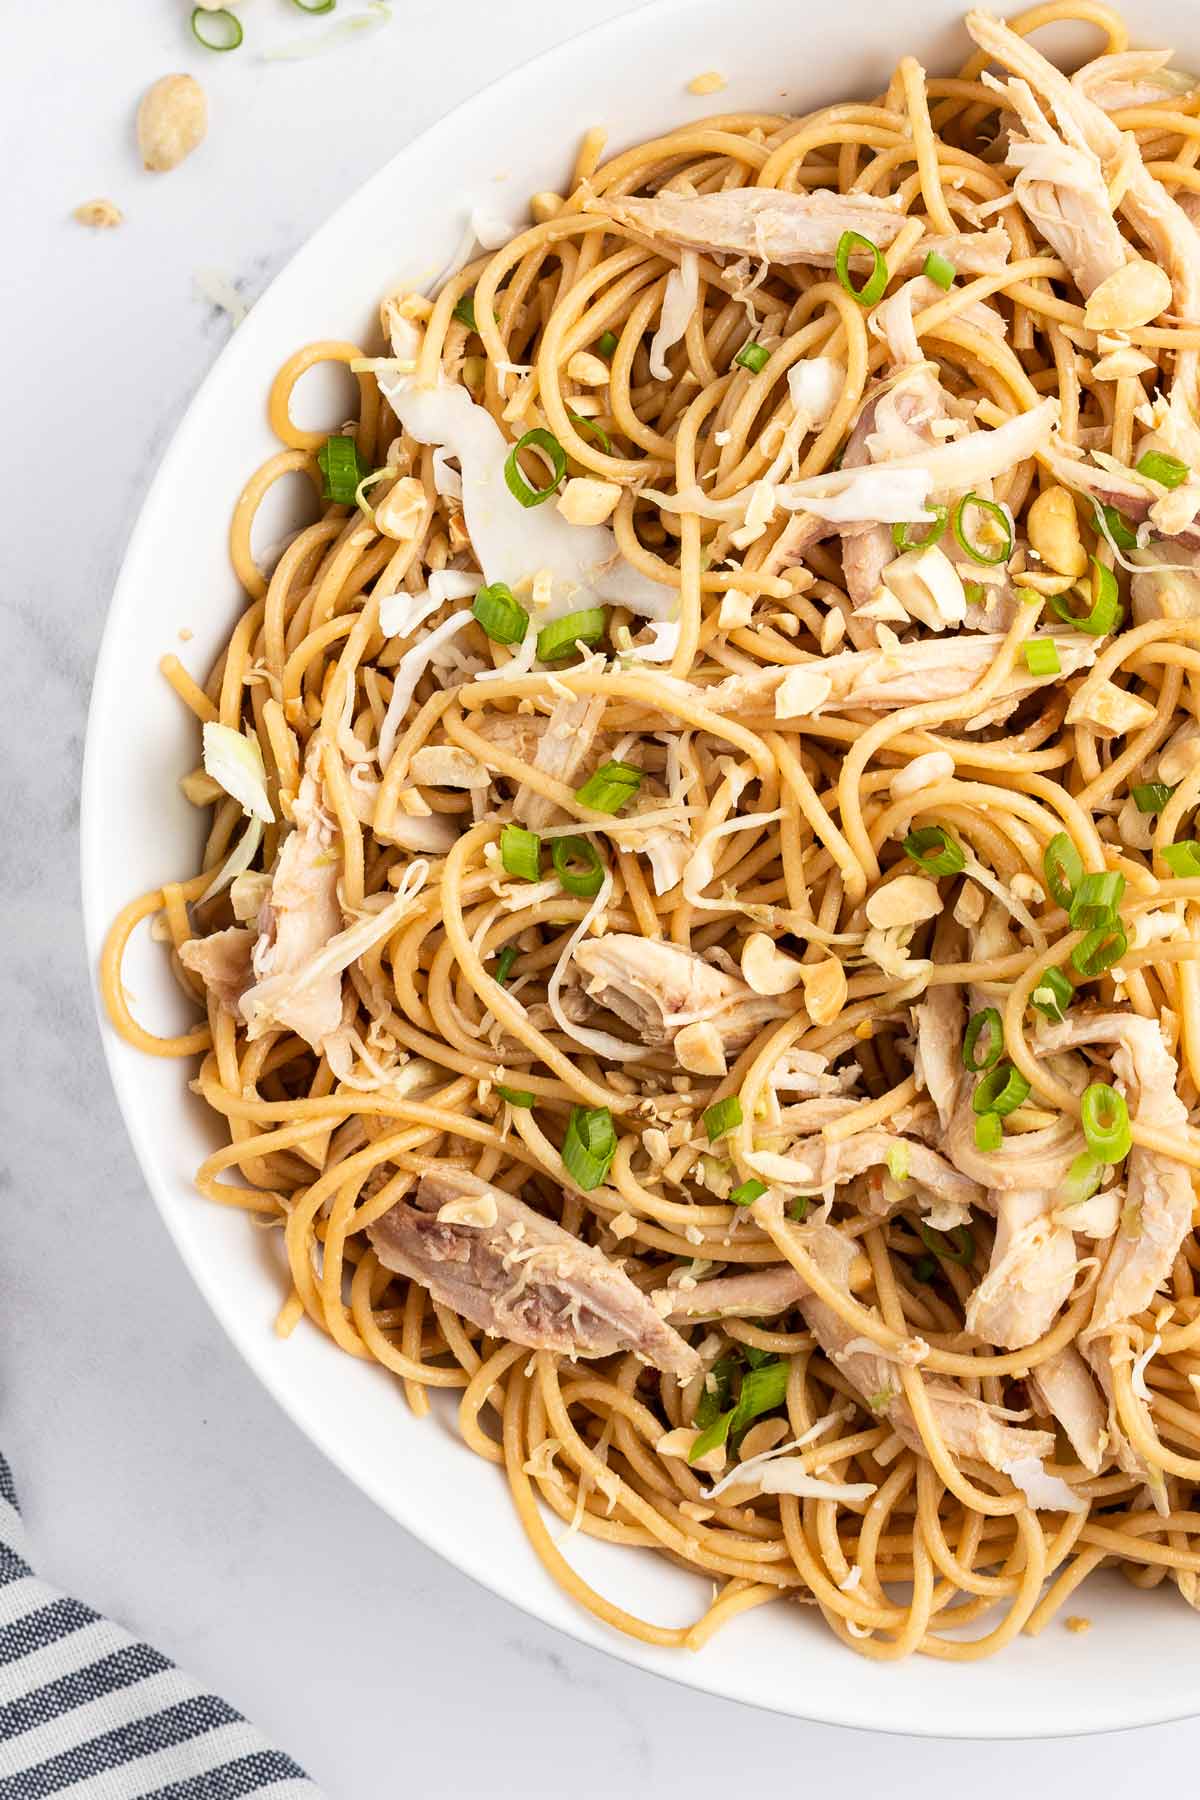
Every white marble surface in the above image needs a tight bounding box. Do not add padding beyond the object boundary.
[6,2,1200,1793]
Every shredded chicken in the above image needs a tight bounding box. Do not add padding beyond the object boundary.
[178,925,254,1014]
[240,742,344,1050]
[798,1223,1056,1472]
[571,933,791,1047]
[512,691,608,831]
[596,187,1010,274]
[706,631,1098,727]
[369,1168,700,1378]
[1027,1345,1109,1473]
[1036,1011,1193,1339]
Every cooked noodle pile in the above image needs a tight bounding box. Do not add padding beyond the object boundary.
[106,5,1200,1658]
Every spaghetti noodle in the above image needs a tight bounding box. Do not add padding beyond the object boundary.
[104,4,1200,1658]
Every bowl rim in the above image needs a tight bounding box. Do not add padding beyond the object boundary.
[79,0,1200,1737]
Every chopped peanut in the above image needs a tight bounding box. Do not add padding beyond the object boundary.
[74,198,123,229]
[137,74,207,173]
[741,932,805,995]
[566,350,610,386]
[556,477,622,526]
[1027,485,1087,578]
[864,875,942,932]
[801,956,848,1027]
[1083,258,1173,333]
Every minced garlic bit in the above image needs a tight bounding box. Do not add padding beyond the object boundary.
[687,71,728,95]
[74,198,123,229]
[609,1210,638,1240]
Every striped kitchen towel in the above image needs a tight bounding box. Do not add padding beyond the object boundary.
[0,1455,321,1799]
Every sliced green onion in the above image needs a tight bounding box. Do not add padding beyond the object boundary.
[963,581,985,606]
[1043,833,1083,910]
[975,1112,1003,1152]
[704,1095,743,1142]
[695,1356,736,1429]
[1072,921,1127,977]
[1136,449,1190,489]
[729,1360,789,1434]
[1102,505,1138,552]
[500,823,541,882]
[496,1085,535,1108]
[1069,870,1125,932]
[472,581,529,645]
[1058,1150,1104,1209]
[552,834,605,897]
[1023,639,1060,677]
[452,293,478,331]
[568,410,612,453]
[492,946,518,985]
[562,1105,617,1191]
[290,0,336,10]
[903,824,965,876]
[1048,557,1120,636]
[919,1221,976,1267]
[596,330,619,359]
[1081,1082,1132,1163]
[1162,840,1200,878]
[972,1061,1030,1117]
[688,1410,733,1463]
[891,505,948,553]
[788,1196,811,1222]
[951,492,1013,566]
[1133,782,1175,814]
[735,339,770,373]
[912,1252,938,1282]
[191,6,243,49]
[536,607,607,663]
[923,250,957,290]
[1030,967,1074,1021]
[316,434,371,504]
[835,230,888,306]
[504,427,566,507]
[730,1178,767,1207]
[575,760,642,815]
[963,1007,1003,1073]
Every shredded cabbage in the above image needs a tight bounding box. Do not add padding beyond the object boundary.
[377,611,475,768]
[262,1,391,60]
[199,816,263,905]
[378,372,674,622]
[379,571,481,638]
[649,251,699,380]
[1001,1455,1088,1513]
[202,722,274,824]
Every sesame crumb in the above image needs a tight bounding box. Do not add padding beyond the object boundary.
[1065,1615,1091,1634]
[687,71,727,96]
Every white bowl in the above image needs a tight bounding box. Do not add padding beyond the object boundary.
[82,0,1200,1735]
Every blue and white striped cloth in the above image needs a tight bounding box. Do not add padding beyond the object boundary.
[0,1455,321,1798]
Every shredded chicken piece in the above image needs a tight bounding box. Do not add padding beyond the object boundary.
[706,631,1097,727]
[798,1224,1055,1472]
[966,1186,1078,1351]
[1036,1011,1193,1339]
[595,187,1010,274]
[512,692,608,831]
[1028,1345,1109,1473]
[241,742,344,1050]
[571,933,791,1048]
[178,925,254,1014]
[998,73,1131,297]
[369,1168,700,1378]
